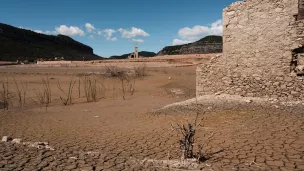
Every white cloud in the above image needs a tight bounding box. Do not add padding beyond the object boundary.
[45,30,57,35]
[55,25,85,36]
[85,23,96,33]
[103,29,116,41]
[97,31,102,36]
[89,35,94,39]
[19,27,30,30]
[33,30,43,34]
[104,29,115,37]
[132,39,144,43]
[109,37,117,41]
[20,27,57,35]
[172,19,222,45]
[172,39,192,46]
[118,27,149,38]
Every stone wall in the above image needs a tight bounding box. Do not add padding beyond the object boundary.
[197,0,304,101]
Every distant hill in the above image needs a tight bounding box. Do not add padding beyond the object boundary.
[110,51,156,59]
[157,35,222,56]
[0,23,102,61]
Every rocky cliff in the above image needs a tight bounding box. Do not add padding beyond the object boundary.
[157,35,222,56]
[0,23,102,61]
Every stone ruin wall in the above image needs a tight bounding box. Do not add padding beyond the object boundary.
[197,0,304,101]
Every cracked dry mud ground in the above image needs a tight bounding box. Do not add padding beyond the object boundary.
[0,67,303,171]
[0,101,304,171]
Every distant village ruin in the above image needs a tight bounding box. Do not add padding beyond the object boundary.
[197,0,304,101]
[128,44,139,59]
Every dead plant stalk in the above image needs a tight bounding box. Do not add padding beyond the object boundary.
[57,77,76,105]
[1,78,10,110]
[171,98,207,161]
[13,78,28,110]
[33,77,52,110]
[118,73,136,100]
[83,76,105,102]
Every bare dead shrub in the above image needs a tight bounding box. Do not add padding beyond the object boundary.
[13,78,28,110]
[105,65,124,77]
[162,68,168,74]
[171,99,210,162]
[118,73,136,100]
[119,73,127,100]
[149,67,159,73]
[83,76,105,102]
[112,85,118,99]
[60,63,70,67]
[133,64,147,77]
[57,77,76,105]
[33,77,52,110]
[78,78,81,98]
[0,78,10,110]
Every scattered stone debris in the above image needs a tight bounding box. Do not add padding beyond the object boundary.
[86,151,100,155]
[268,98,279,104]
[169,88,184,95]
[1,136,55,151]
[244,99,253,103]
[280,101,303,107]
[1,136,12,142]
[25,142,55,151]
[136,158,200,170]
[214,92,222,96]
[12,138,22,144]
[69,156,78,160]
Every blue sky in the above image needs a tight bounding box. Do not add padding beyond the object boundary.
[0,0,237,57]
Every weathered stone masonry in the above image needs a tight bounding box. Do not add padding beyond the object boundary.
[197,0,304,101]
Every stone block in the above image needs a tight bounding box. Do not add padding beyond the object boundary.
[12,138,22,144]
[1,136,12,142]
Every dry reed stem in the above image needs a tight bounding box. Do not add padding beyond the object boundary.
[57,77,76,105]
[33,77,52,111]
[1,78,10,110]
[13,77,28,110]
